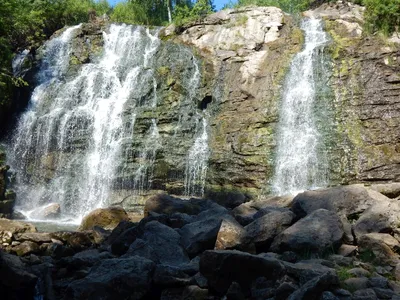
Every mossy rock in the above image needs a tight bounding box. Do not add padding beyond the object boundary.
[78,206,129,231]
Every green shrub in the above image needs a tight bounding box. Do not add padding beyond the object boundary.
[363,0,400,35]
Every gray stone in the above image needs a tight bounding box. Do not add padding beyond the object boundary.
[226,281,246,300]
[287,271,339,300]
[358,233,400,264]
[321,291,340,300]
[352,288,378,300]
[182,285,209,300]
[0,251,38,299]
[270,209,344,255]
[144,194,202,217]
[245,208,294,251]
[369,183,400,199]
[348,267,371,278]
[275,282,298,300]
[65,256,155,299]
[12,241,40,256]
[328,254,353,267]
[30,203,61,219]
[232,203,258,226]
[368,276,389,289]
[199,250,285,296]
[372,287,395,299]
[284,260,336,285]
[125,221,190,266]
[153,265,192,287]
[343,277,369,291]
[338,244,357,257]
[179,213,230,258]
[16,232,53,243]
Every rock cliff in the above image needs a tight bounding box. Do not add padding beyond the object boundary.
[3,2,400,211]
[165,6,303,198]
[306,2,400,185]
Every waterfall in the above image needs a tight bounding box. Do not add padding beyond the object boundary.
[272,18,329,195]
[8,24,163,222]
[183,56,210,197]
[184,116,210,197]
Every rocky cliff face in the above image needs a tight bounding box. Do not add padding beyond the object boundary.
[5,2,400,213]
[306,2,400,185]
[165,6,303,198]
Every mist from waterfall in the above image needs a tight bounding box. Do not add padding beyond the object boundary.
[272,18,329,195]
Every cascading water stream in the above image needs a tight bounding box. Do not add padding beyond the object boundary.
[183,56,210,197]
[184,116,210,197]
[272,18,329,195]
[9,24,163,222]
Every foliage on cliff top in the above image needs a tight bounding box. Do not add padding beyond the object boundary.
[363,0,400,35]
[173,0,215,26]
[229,0,399,35]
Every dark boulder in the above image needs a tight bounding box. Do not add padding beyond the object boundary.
[0,250,38,299]
[125,220,190,266]
[65,256,155,300]
[199,250,285,295]
[270,209,344,255]
[245,208,295,252]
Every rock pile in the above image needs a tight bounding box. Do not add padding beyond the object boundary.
[1,184,400,299]
[0,147,15,218]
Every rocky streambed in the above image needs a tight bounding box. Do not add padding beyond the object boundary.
[2,184,400,299]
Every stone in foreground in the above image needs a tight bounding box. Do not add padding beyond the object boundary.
[200,250,285,295]
[270,209,344,255]
[79,206,129,231]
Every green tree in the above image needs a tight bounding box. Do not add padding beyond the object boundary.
[363,0,400,35]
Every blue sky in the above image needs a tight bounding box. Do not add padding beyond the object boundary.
[106,0,234,11]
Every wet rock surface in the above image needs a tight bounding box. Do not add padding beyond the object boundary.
[0,184,400,299]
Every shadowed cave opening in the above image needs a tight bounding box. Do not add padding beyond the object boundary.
[199,95,212,110]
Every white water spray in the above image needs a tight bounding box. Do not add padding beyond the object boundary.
[272,18,329,195]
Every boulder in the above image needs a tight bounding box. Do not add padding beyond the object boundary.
[12,241,40,256]
[291,185,400,240]
[352,196,400,238]
[65,256,155,299]
[232,195,294,226]
[352,288,378,300]
[358,233,400,264]
[180,214,230,258]
[275,282,298,300]
[144,194,202,217]
[16,232,53,243]
[245,208,295,252]
[291,185,379,219]
[0,218,37,234]
[284,260,336,285]
[232,204,258,226]
[0,199,14,214]
[50,231,94,249]
[287,271,339,300]
[215,218,253,252]
[153,264,192,287]
[0,250,38,299]
[79,206,129,231]
[61,249,114,269]
[369,183,400,199]
[125,221,190,266]
[199,250,285,295]
[30,203,61,219]
[270,209,344,255]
